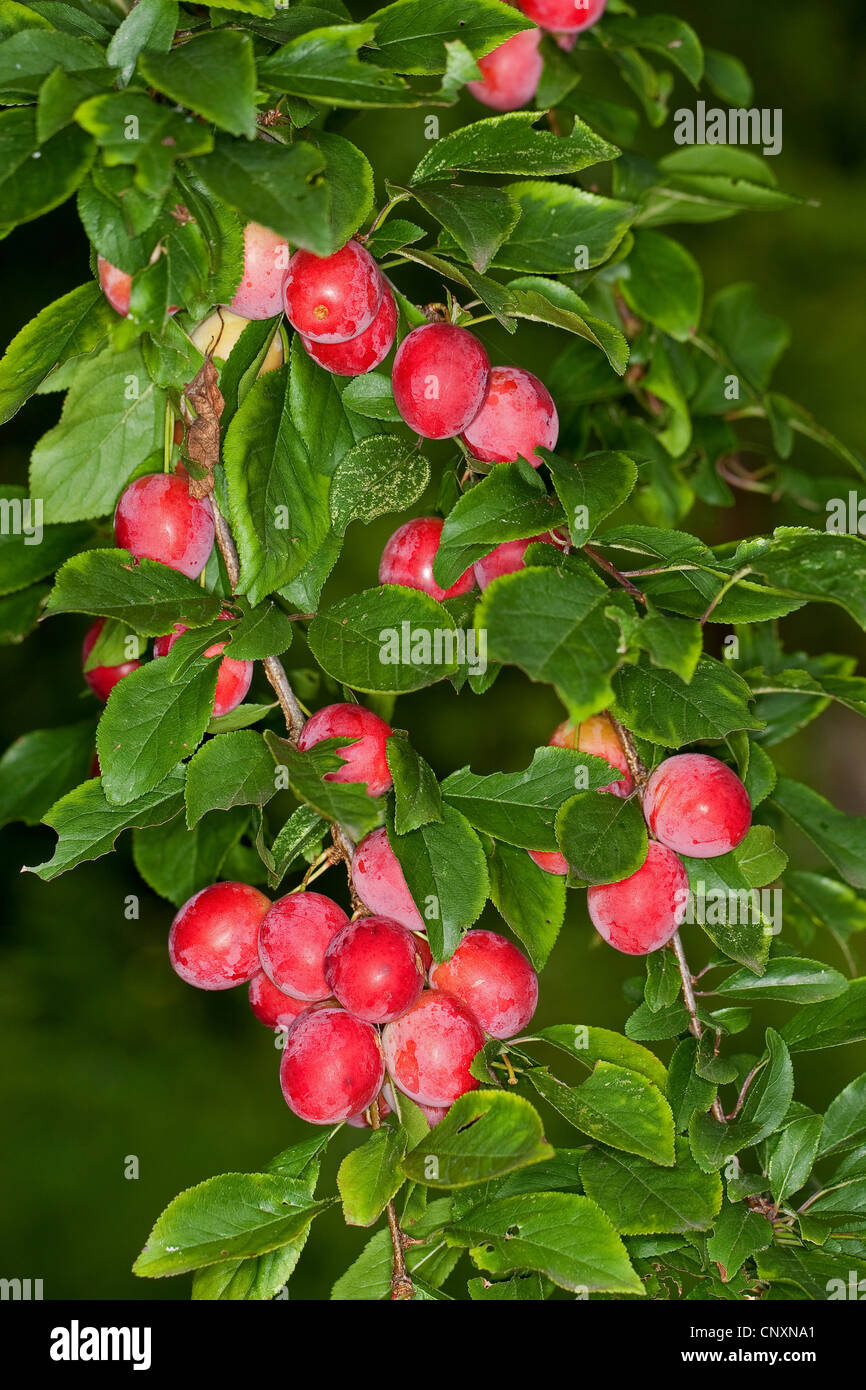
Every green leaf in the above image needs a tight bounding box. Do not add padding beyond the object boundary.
[411,110,617,182]
[369,0,532,74]
[260,23,411,107]
[544,449,637,547]
[224,368,330,605]
[645,946,682,1012]
[338,1125,407,1226]
[133,1172,331,1277]
[755,1245,866,1301]
[267,805,326,888]
[402,1091,549,1187]
[97,634,220,805]
[467,1273,549,1300]
[772,778,866,890]
[715,957,847,1005]
[191,1237,310,1302]
[504,281,628,372]
[386,802,488,960]
[197,136,330,257]
[768,1115,824,1205]
[25,765,186,881]
[410,180,518,273]
[619,230,703,342]
[139,29,257,139]
[226,600,294,661]
[446,1191,642,1294]
[532,1023,667,1092]
[442,746,607,851]
[478,552,625,721]
[485,838,565,971]
[329,436,429,534]
[107,0,177,83]
[529,1062,675,1165]
[184,730,278,827]
[748,529,866,631]
[75,93,214,200]
[0,108,94,229]
[0,720,95,828]
[601,15,704,86]
[132,807,249,906]
[265,731,383,840]
[703,48,753,106]
[555,791,646,885]
[0,29,102,93]
[580,1138,722,1235]
[386,733,442,834]
[490,180,636,275]
[611,655,761,746]
[0,583,47,644]
[706,1200,771,1281]
[45,550,222,635]
[330,1199,457,1298]
[30,345,164,523]
[819,1075,866,1159]
[303,129,376,258]
[308,585,461,693]
[0,282,114,424]
[689,1029,794,1169]
[665,1038,717,1134]
[341,371,400,422]
[781,979,866,1054]
[435,461,562,590]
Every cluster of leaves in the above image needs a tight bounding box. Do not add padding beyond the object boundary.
[1,0,865,1301]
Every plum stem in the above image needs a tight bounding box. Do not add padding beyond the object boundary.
[370,1096,415,1301]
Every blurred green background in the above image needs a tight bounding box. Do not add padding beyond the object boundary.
[1,0,864,1300]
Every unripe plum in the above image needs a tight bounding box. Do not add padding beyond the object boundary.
[298,703,394,798]
[379,517,475,601]
[461,365,558,468]
[191,307,283,374]
[587,841,689,955]
[114,473,215,579]
[467,29,544,111]
[392,324,490,439]
[97,255,132,317]
[351,828,425,931]
[382,991,483,1107]
[248,971,309,1029]
[280,1006,385,1124]
[153,612,252,718]
[300,284,397,376]
[528,848,569,876]
[283,239,382,343]
[430,929,538,1038]
[550,714,633,798]
[169,881,270,989]
[643,753,752,859]
[228,222,290,319]
[258,890,349,1001]
[473,534,556,590]
[516,0,607,35]
[324,915,426,1023]
[81,618,141,702]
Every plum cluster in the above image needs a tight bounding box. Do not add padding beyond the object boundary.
[168,843,538,1127]
[530,714,753,956]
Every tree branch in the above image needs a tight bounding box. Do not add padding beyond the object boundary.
[209,493,411,1291]
[584,546,647,606]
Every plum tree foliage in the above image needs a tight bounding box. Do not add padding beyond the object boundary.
[1,0,866,1304]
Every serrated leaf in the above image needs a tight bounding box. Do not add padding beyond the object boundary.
[706,1200,771,1281]
[386,733,442,834]
[338,1125,407,1226]
[555,790,646,885]
[411,110,617,182]
[132,807,249,906]
[25,765,186,881]
[265,731,383,840]
[329,436,429,533]
[386,802,488,960]
[402,1091,549,1187]
[308,585,461,693]
[0,282,114,424]
[529,1062,675,1165]
[485,838,564,971]
[45,550,222,635]
[184,730,279,827]
[580,1138,722,1235]
[140,29,257,139]
[442,746,608,851]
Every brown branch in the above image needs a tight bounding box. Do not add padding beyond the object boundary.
[726,1060,763,1122]
[369,1097,415,1301]
[670,931,727,1123]
[206,454,413,1290]
[584,546,647,606]
[606,715,649,794]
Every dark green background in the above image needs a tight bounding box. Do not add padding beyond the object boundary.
[1,0,864,1300]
